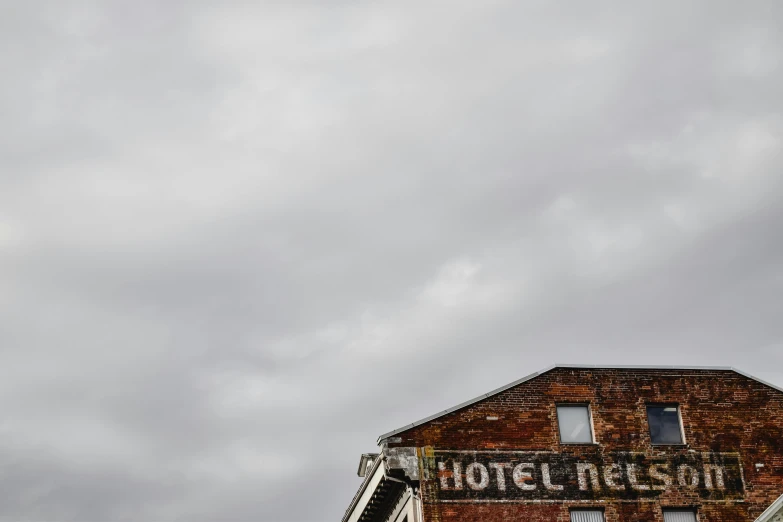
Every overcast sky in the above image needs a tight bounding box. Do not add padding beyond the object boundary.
[1,1,782,521]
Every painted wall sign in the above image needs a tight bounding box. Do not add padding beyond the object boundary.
[425,451,744,502]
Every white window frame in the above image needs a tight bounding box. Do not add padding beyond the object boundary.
[556,403,596,445]
[646,404,686,446]
[570,508,606,522]
[662,508,699,522]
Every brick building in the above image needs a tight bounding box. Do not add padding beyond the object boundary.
[341,365,783,522]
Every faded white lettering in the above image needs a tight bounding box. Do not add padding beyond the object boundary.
[704,464,726,489]
[466,462,489,490]
[438,461,463,490]
[678,465,699,488]
[432,453,742,499]
[648,464,673,491]
[512,463,536,490]
[541,463,564,491]
[488,463,510,491]
[603,464,625,490]
[576,463,601,491]
[627,464,650,491]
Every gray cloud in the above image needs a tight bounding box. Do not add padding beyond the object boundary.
[1,1,782,521]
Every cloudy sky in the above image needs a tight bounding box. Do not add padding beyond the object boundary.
[1,1,782,521]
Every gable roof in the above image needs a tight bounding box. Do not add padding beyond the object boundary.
[756,493,783,522]
[376,364,783,444]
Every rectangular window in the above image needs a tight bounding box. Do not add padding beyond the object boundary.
[557,405,594,443]
[647,405,684,444]
[570,509,605,522]
[663,509,698,522]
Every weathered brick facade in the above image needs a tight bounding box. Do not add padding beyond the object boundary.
[380,367,783,522]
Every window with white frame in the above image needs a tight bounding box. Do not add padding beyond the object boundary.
[570,509,605,522]
[647,405,684,444]
[663,509,698,522]
[557,404,594,443]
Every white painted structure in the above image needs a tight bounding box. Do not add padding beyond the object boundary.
[756,494,783,522]
[342,451,422,522]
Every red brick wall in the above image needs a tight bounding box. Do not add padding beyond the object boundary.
[385,368,783,521]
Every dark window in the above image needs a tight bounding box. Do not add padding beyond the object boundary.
[647,405,684,444]
[663,509,697,522]
[557,405,594,443]
[570,509,605,522]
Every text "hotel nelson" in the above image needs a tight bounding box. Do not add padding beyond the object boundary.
[431,452,744,501]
